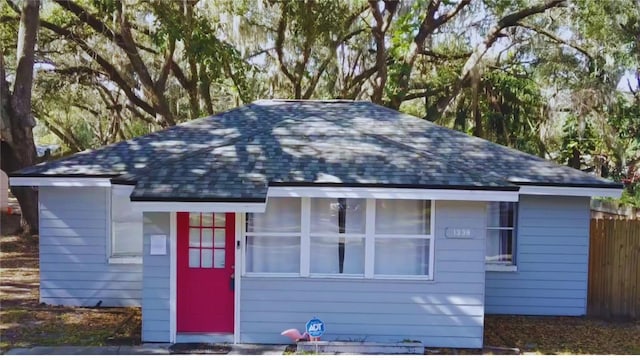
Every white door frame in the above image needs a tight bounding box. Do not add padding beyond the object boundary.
[169,212,177,343]
[168,211,242,344]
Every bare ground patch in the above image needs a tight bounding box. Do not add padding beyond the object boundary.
[0,215,140,353]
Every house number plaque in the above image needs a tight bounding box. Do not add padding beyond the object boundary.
[445,228,472,239]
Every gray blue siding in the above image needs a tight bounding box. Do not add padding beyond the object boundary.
[240,201,487,348]
[142,212,171,342]
[485,195,591,315]
[39,187,142,306]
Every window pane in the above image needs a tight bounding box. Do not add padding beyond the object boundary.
[486,229,513,263]
[189,228,200,247]
[246,236,300,273]
[214,249,225,268]
[189,213,200,227]
[215,213,226,227]
[189,249,200,268]
[201,249,213,268]
[375,200,430,235]
[201,228,213,248]
[111,187,143,223]
[247,198,301,233]
[310,236,364,274]
[202,213,214,227]
[488,202,516,228]
[374,237,429,276]
[111,187,143,257]
[112,222,143,255]
[310,198,366,234]
[214,229,226,248]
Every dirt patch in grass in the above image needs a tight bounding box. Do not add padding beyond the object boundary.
[0,218,141,353]
[484,315,640,355]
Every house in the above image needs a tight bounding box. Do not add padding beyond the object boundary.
[9,100,622,348]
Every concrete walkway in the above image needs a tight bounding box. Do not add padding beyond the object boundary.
[5,344,287,355]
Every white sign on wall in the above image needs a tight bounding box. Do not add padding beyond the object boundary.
[150,235,167,255]
[445,228,472,239]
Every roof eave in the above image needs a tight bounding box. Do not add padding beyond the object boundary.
[9,174,114,187]
[129,199,267,213]
[518,185,624,198]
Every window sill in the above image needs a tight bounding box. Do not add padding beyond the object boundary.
[109,256,142,265]
[243,273,433,281]
[485,263,517,272]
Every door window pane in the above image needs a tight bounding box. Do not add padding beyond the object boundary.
[214,250,226,268]
[214,229,226,248]
[201,228,213,248]
[189,228,200,247]
[189,249,200,268]
[201,249,213,268]
[215,213,226,227]
[201,213,214,227]
[189,213,200,227]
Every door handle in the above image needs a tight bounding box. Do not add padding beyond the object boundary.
[230,273,235,291]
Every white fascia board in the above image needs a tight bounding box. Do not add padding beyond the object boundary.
[267,186,519,202]
[111,184,135,195]
[519,185,623,198]
[131,201,266,213]
[9,177,112,187]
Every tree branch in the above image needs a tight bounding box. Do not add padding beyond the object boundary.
[155,38,176,91]
[517,21,593,61]
[12,0,39,127]
[420,49,472,61]
[275,7,297,87]
[38,20,157,117]
[388,0,471,108]
[434,0,567,117]
[38,115,84,153]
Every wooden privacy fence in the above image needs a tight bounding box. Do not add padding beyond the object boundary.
[588,219,640,320]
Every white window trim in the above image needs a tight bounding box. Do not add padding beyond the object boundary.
[486,263,518,272]
[372,200,435,280]
[485,202,517,268]
[108,256,142,264]
[107,185,143,263]
[244,197,435,280]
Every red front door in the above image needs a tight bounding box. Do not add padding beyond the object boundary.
[177,212,235,333]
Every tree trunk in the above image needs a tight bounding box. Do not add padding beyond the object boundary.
[0,0,40,234]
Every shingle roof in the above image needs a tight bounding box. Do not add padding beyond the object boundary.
[15,100,621,202]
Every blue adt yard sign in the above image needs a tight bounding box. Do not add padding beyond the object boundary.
[306,317,325,337]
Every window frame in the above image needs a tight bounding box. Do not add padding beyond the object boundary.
[107,186,143,264]
[243,197,435,280]
[485,201,518,271]
[244,197,302,276]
